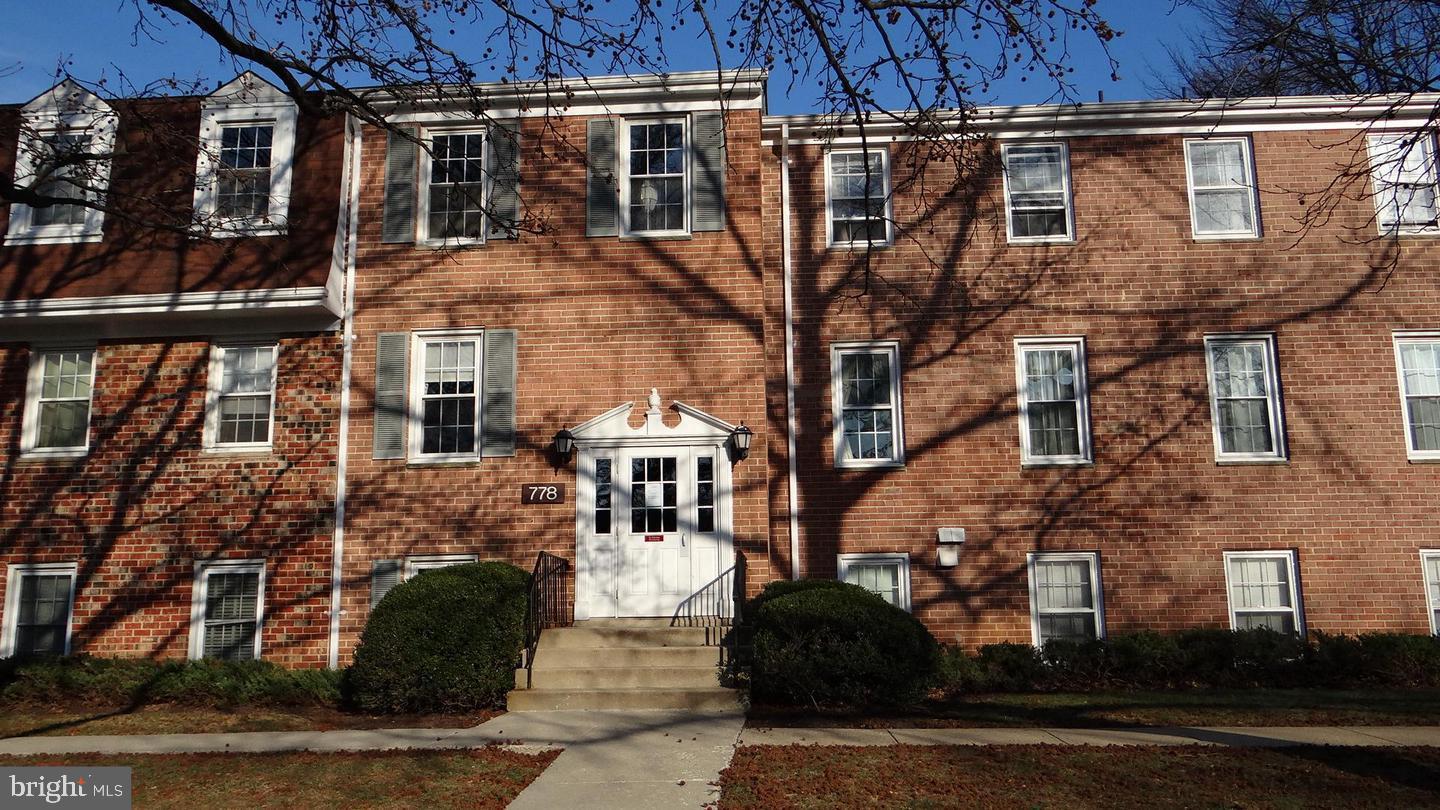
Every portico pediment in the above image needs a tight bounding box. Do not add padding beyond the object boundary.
[567,388,737,448]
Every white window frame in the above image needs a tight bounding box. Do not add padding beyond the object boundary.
[203,342,279,452]
[407,328,486,464]
[1367,130,1440,236]
[836,552,911,612]
[1001,141,1075,244]
[1014,336,1093,466]
[5,88,117,246]
[1,562,78,658]
[21,345,97,459]
[1183,136,1261,240]
[404,553,480,579]
[1393,331,1440,461]
[1422,549,1440,636]
[1203,333,1287,464]
[188,559,266,661]
[617,117,691,238]
[1026,552,1105,646]
[825,148,894,249]
[192,80,298,238]
[1223,550,1304,635]
[416,126,487,248]
[830,340,906,469]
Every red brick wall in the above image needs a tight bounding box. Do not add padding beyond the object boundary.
[767,129,1440,647]
[0,334,340,666]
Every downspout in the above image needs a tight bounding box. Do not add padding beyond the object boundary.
[328,113,362,669]
[780,124,801,579]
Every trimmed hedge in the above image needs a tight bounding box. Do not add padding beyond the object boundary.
[750,579,940,707]
[0,656,342,708]
[345,561,529,713]
[942,629,1440,693]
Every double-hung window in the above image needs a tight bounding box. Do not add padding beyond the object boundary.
[1015,337,1092,465]
[409,330,484,462]
[1394,333,1440,460]
[1002,142,1074,242]
[1368,131,1440,234]
[215,124,274,222]
[190,560,264,661]
[22,348,96,457]
[1184,137,1260,238]
[831,342,905,468]
[5,81,116,246]
[622,119,687,235]
[205,343,278,450]
[826,149,892,247]
[405,554,479,579]
[420,130,486,245]
[1422,550,1440,636]
[837,553,911,611]
[193,75,297,236]
[1204,334,1286,462]
[2,563,77,658]
[1028,552,1104,645]
[1224,550,1303,634]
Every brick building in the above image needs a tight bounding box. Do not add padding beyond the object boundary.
[2,70,1438,668]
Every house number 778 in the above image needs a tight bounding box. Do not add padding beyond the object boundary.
[521,484,565,504]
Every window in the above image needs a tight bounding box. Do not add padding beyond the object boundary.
[621,119,687,235]
[696,455,716,534]
[405,554,479,578]
[630,456,678,533]
[837,553,911,611]
[5,81,116,246]
[594,457,614,535]
[22,348,96,457]
[1002,142,1073,242]
[831,342,906,468]
[215,124,274,221]
[1224,550,1303,635]
[193,74,297,236]
[1015,337,1092,465]
[190,561,264,661]
[1028,552,1104,645]
[1368,131,1439,233]
[1184,137,1259,238]
[409,331,483,462]
[420,130,486,245]
[2,563,77,658]
[1204,334,1286,462]
[826,149,892,247]
[205,343,277,450]
[1394,333,1440,460]
[1422,551,1440,636]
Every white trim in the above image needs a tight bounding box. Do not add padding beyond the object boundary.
[1203,333,1288,463]
[329,112,362,669]
[203,342,279,452]
[836,552,912,611]
[1393,331,1440,461]
[1014,336,1093,466]
[830,341,906,469]
[407,328,486,464]
[1183,136,1262,240]
[1001,142,1075,244]
[1421,549,1440,636]
[780,123,802,579]
[0,286,335,320]
[1,562,78,658]
[617,116,691,238]
[824,147,894,248]
[192,74,298,238]
[1367,131,1440,236]
[1026,551,1105,646]
[1223,549,1305,635]
[21,346,97,459]
[188,558,266,661]
[4,81,116,246]
[404,554,479,579]
[415,126,488,247]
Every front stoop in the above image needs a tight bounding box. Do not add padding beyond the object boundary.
[508,620,740,711]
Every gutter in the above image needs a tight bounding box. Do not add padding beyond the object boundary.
[328,113,362,669]
[780,123,801,579]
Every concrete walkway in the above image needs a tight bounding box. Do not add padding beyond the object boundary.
[739,725,1440,748]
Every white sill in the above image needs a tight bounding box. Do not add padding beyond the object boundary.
[5,231,105,246]
[418,238,487,250]
[202,445,274,456]
[827,240,894,251]
[19,448,89,461]
[1214,455,1289,466]
[835,459,906,471]
[1381,225,1440,237]
[406,456,483,468]
[1192,232,1263,242]
[1407,453,1440,463]
[1021,458,1095,469]
[1007,236,1076,246]
[620,232,692,242]
[192,225,288,240]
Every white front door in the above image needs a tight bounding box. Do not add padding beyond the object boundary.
[618,452,690,616]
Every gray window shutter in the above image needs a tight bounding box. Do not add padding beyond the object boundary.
[586,119,618,237]
[382,126,418,244]
[691,111,726,232]
[482,329,517,457]
[370,559,402,609]
[372,333,408,459]
[486,121,521,239]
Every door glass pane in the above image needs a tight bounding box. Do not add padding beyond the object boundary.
[630,456,677,534]
[594,458,612,535]
[696,455,715,533]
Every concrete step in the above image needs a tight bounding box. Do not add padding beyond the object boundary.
[506,686,741,712]
[515,665,720,690]
[531,644,721,669]
[537,625,711,649]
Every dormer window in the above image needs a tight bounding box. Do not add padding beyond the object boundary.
[4,80,116,246]
[192,73,297,237]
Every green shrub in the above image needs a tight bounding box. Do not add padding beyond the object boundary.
[346,561,529,713]
[1174,627,1307,687]
[973,643,1046,692]
[1311,632,1440,688]
[750,582,939,707]
[748,578,857,613]
[1104,631,1184,686]
[1040,638,1112,689]
[0,656,341,708]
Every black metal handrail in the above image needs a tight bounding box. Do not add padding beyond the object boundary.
[671,550,746,629]
[521,551,571,686]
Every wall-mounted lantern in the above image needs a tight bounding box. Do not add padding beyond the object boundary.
[937,527,965,568]
[731,423,754,460]
[552,428,575,457]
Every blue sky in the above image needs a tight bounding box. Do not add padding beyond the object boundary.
[0,1,1202,110]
